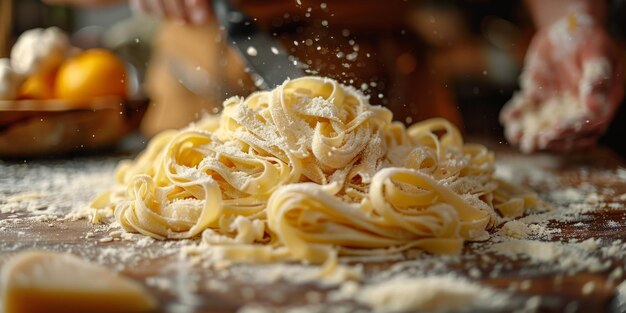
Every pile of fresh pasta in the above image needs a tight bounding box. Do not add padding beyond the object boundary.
[92,76,536,267]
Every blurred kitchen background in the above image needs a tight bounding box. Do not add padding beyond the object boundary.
[2,0,626,156]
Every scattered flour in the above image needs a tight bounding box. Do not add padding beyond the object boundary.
[2,151,626,312]
[0,158,118,218]
[489,239,610,274]
[356,275,510,313]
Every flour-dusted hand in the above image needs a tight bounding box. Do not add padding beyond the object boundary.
[129,0,210,25]
[501,8,624,153]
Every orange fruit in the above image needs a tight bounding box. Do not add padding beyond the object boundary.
[18,71,56,100]
[55,49,128,101]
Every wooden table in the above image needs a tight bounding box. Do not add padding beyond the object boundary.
[1,145,626,313]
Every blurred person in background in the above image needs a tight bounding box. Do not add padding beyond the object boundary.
[40,0,624,154]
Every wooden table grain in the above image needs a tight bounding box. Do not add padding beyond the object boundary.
[1,145,626,313]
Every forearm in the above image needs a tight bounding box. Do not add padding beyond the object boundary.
[525,0,606,28]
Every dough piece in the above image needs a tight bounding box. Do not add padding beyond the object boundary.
[1,251,157,313]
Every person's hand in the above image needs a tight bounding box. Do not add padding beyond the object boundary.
[130,0,211,25]
[500,12,624,153]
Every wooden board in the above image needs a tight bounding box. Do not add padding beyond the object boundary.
[1,144,626,313]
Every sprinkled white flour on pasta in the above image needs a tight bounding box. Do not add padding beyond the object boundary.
[91,76,536,271]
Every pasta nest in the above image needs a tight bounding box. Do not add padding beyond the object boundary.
[93,76,536,265]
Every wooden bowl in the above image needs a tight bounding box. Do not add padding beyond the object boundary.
[0,97,146,158]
